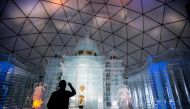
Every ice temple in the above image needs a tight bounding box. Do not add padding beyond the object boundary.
[43,38,128,109]
[1,38,190,109]
[43,37,190,109]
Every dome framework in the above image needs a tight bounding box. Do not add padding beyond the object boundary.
[0,0,189,71]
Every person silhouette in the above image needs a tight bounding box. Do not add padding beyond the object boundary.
[47,80,76,109]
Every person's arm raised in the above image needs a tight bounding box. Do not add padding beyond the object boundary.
[68,82,76,96]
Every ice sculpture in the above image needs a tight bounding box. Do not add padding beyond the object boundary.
[127,49,190,109]
[0,54,40,108]
[43,37,130,109]
[127,67,155,109]
[117,87,133,109]
[32,82,46,109]
[104,51,130,109]
[61,38,105,109]
[0,61,14,109]
[148,59,175,109]
[148,49,190,109]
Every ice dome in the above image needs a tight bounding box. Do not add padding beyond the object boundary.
[74,38,99,56]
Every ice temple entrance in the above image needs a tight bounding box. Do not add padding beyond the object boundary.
[43,38,129,109]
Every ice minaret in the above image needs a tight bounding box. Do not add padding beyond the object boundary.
[61,37,105,109]
[104,51,132,109]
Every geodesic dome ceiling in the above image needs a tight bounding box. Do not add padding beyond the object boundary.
[0,0,190,71]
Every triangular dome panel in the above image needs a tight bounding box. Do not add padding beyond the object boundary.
[29,2,49,18]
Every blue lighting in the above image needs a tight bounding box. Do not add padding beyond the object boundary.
[148,57,176,109]
[128,50,190,109]
[0,62,14,109]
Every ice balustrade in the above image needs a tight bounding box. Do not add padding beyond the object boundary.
[127,49,190,109]
[127,66,155,109]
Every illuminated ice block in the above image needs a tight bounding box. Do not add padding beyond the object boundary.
[104,51,131,109]
[127,49,190,109]
[0,54,39,108]
[43,38,130,109]
[127,66,155,109]
[61,38,105,109]
[0,62,14,108]
[61,56,105,109]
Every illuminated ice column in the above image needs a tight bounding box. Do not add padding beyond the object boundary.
[43,56,63,109]
[148,57,175,109]
[61,38,105,109]
[127,66,155,109]
[148,49,190,109]
[104,51,131,109]
[104,51,124,108]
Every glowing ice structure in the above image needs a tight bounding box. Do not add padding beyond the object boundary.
[127,49,190,109]
[104,51,132,109]
[128,59,175,109]
[61,38,105,109]
[0,62,14,109]
[127,67,155,109]
[0,54,40,108]
[148,49,190,109]
[117,87,133,109]
[44,38,130,109]
[32,82,46,109]
[148,60,175,109]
